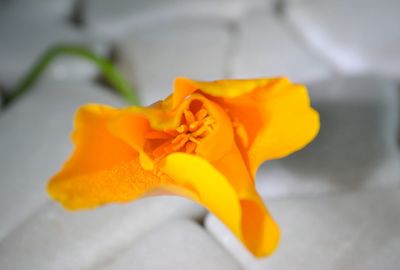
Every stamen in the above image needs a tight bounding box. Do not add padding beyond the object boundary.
[195,108,208,121]
[172,134,188,144]
[189,136,201,144]
[149,106,215,159]
[202,117,215,126]
[176,125,188,133]
[191,126,208,137]
[185,141,196,153]
[184,110,195,124]
[145,130,171,139]
[152,140,172,157]
[173,136,190,150]
[189,121,201,132]
[165,130,179,137]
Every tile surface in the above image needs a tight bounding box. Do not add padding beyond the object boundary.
[0,0,106,89]
[206,189,400,270]
[1,1,400,269]
[0,79,123,240]
[256,76,400,198]
[0,79,204,270]
[287,0,400,77]
[86,0,278,39]
[103,220,243,270]
[116,17,230,104]
[0,199,204,270]
[232,10,332,82]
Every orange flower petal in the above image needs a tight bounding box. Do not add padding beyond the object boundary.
[110,94,234,163]
[211,143,254,197]
[107,110,150,152]
[247,81,320,173]
[219,79,320,175]
[190,95,233,162]
[48,77,319,258]
[174,77,320,175]
[172,77,274,107]
[209,138,281,256]
[107,111,155,170]
[47,104,174,209]
[160,153,280,257]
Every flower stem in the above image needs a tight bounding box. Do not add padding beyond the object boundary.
[2,45,139,107]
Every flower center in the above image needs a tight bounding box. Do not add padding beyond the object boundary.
[145,105,216,160]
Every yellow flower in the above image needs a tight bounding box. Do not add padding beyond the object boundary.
[48,77,319,257]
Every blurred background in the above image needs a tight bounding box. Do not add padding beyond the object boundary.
[0,0,399,269]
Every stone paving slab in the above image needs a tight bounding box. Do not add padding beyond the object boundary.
[232,9,332,83]
[0,22,88,89]
[85,0,278,39]
[116,17,230,104]
[103,220,242,270]
[0,2,399,269]
[0,79,123,240]
[0,0,107,89]
[0,0,74,23]
[256,75,400,198]
[0,78,205,270]
[206,189,400,270]
[286,0,400,78]
[0,198,204,270]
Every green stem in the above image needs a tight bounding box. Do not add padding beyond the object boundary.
[3,45,139,107]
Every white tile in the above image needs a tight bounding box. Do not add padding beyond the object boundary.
[398,87,400,144]
[0,199,204,270]
[116,17,230,105]
[0,22,78,88]
[0,78,205,269]
[232,10,332,83]
[0,0,74,23]
[287,0,400,78]
[0,2,108,89]
[104,220,242,270]
[206,189,400,270]
[0,79,123,241]
[86,0,278,39]
[256,75,400,198]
